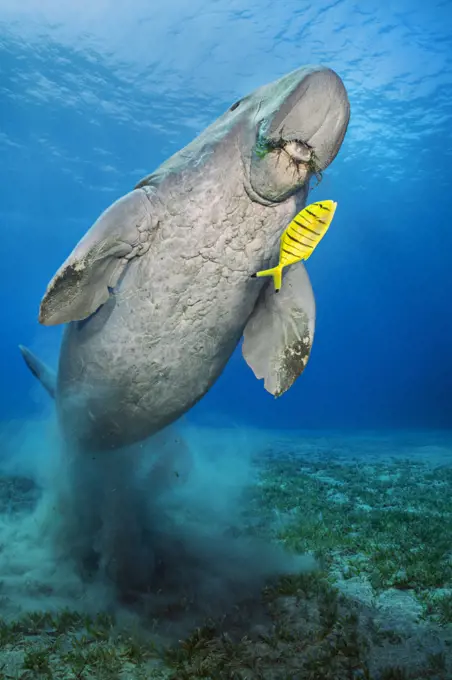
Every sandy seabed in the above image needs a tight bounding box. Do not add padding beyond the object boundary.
[0,419,451,679]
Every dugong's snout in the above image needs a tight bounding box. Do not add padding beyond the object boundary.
[266,67,350,170]
[245,66,350,203]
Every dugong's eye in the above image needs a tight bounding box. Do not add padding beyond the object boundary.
[229,99,242,112]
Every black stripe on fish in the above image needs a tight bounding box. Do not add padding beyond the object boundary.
[286,233,315,250]
[286,232,313,248]
[282,244,302,258]
[284,242,312,258]
[293,219,320,236]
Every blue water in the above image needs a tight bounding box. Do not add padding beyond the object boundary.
[1,0,451,432]
[1,5,452,676]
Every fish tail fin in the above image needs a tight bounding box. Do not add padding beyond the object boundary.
[251,265,283,292]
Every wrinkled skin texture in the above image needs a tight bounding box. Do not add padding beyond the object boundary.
[36,66,350,451]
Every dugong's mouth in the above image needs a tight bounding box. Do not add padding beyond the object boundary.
[241,125,317,207]
[242,66,350,205]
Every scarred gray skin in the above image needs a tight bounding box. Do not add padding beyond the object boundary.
[31,65,350,452]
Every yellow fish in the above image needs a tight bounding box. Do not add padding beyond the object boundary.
[251,200,337,292]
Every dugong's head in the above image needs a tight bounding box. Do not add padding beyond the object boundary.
[224,65,350,204]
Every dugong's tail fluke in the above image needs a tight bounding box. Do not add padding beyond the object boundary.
[19,345,56,398]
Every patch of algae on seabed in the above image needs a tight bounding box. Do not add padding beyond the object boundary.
[0,434,451,680]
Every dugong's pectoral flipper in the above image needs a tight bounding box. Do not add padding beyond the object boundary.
[19,345,56,398]
[242,263,315,397]
[39,189,155,327]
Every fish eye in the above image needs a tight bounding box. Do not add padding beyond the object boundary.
[229,99,242,112]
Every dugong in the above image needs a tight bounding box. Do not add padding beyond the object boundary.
[21,65,350,452]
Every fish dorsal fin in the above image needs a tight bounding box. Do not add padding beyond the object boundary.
[242,262,315,396]
[39,189,155,326]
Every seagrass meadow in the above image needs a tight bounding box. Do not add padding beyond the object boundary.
[0,429,451,680]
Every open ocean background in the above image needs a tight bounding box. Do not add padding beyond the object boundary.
[1,0,452,431]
